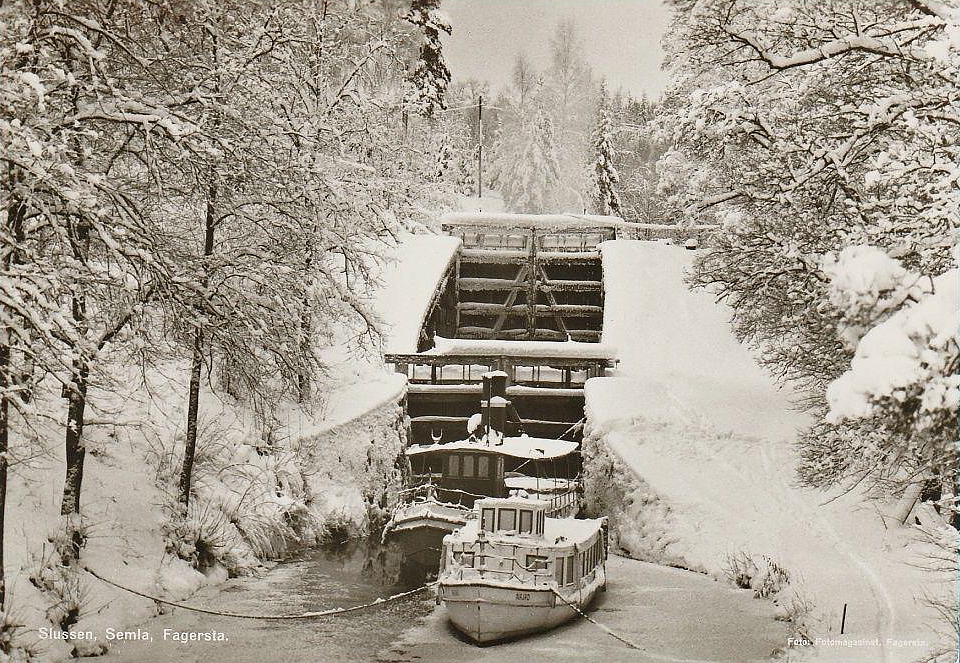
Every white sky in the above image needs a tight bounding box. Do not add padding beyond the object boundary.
[441,0,672,100]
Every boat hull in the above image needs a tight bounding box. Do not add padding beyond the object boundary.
[439,569,605,644]
[383,501,468,568]
[386,522,458,568]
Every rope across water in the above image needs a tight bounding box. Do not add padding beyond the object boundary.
[83,565,643,651]
[81,564,436,621]
[550,588,644,651]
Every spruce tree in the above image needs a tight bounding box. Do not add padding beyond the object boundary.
[593,106,622,216]
[404,0,452,118]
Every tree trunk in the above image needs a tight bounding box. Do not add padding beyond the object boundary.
[1,199,27,608]
[60,361,89,561]
[178,189,216,509]
[178,330,204,508]
[892,481,924,525]
[0,340,9,610]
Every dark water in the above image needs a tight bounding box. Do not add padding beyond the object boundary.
[96,539,435,663]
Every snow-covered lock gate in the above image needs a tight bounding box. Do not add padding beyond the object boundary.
[384,213,621,450]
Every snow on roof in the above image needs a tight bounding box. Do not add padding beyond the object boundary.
[450,507,602,545]
[405,384,584,398]
[406,435,579,460]
[503,476,576,493]
[373,234,462,354]
[441,212,626,230]
[427,336,618,361]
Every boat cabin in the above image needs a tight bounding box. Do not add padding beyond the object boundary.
[441,496,607,590]
[405,436,579,508]
[476,496,547,537]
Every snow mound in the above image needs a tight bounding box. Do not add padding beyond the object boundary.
[373,233,461,354]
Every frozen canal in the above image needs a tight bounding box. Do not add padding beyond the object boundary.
[93,541,434,663]
[93,548,786,663]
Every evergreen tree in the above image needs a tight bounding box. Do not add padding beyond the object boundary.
[494,91,562,213]
[404,0,452,118]
[592,89,622,216]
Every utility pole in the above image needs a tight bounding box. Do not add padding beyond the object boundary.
[477,95,483,200]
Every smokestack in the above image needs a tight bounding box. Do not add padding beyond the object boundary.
[481,371,509,442]
[488,396,508,441]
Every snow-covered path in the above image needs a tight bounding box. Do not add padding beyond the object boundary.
[586,241,944,662]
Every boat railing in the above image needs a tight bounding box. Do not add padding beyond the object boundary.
[453,541,558,586]
[545,488,580,518]
[397,483,486,509]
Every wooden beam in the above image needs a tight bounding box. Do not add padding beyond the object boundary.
[526,229,538,339]
[459,249,528,264]
[492,264,529,334]
[410,415,578,428]
[458,277,526,291]
[455,327,601,342]
[384,352,616,368]
[457,277,601,293]
[538,279,602,292]
[538,264,568,338]
[457,303,602,317]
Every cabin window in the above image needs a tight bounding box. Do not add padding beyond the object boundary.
[496,457,504,479]
[481,508,495,531]
[555,558,564,585]
[447,454,460,476]
[519,510,533,533]
[462,454,475,478]
[453,551,475,568]
[564,556,575,585]
[498,508,516,531]
[477,455,490,477]
[526,555,548,571]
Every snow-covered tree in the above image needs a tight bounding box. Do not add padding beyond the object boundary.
[592,87,622,215]
[656,0,958,511]
[543,20,596,211]
[1,0,457,578]
[403,0,452,118]
[1,0,198,562]
[493,90,563,214]
[821,246,957,525]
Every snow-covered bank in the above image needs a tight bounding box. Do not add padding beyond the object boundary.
[373,233,462,354]
[3,357,408,662]
[584,241,953,662]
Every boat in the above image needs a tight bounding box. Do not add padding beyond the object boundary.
[382,372,582,569]
[383,434,581,566]
[437,495,608,644]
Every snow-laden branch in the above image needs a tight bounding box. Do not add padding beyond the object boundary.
[724,17,944,70]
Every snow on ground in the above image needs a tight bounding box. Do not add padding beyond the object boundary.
[586,240,952,662]
[372,233,461,354]
[456,192,506,213]
[5,353,407,661]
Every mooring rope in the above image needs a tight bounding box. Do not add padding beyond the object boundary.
[556,417,586,440]
[81,564,436,621]
[551,587,644,651]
